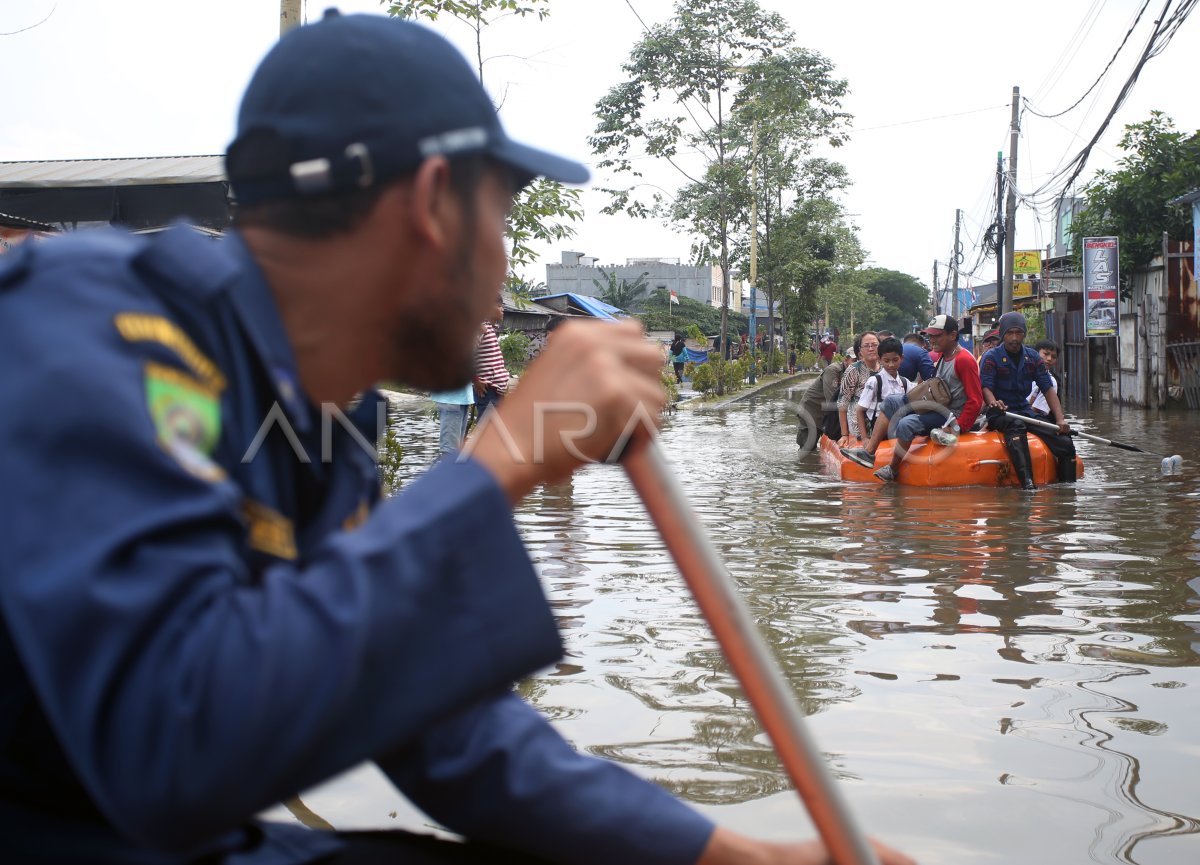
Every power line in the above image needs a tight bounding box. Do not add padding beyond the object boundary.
[0,2,56,36]
[1030,0,1105,105]
[1025,0,1152,120]
[1023,0,1198,210]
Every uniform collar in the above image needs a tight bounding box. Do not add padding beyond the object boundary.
[221,231,314,434]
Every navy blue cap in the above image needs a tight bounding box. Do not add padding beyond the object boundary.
[226,10,589,205]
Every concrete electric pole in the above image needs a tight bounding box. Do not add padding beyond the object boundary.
[281,0,302,37]
[1000,86,1020,316]
[951,208,961,320]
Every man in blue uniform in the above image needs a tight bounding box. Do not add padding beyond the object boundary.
[980,312,1076,490]
[898,333,936,382]
[0,12,911,865]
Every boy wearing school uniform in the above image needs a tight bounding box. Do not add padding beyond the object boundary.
[852,337,912,451]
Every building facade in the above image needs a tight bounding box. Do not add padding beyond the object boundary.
[546,251,742,312]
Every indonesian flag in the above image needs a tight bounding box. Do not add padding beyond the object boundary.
[669,289,679,305]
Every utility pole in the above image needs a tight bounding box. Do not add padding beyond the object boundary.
[748,120,759,385]
[995,151,1004,316]
[1000,85,1020,315]
[932,260,939,315]
[951,208,962,321]
[280,0,302,36]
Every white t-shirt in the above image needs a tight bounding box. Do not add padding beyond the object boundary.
[1029,377,1057,414]
[857,369,913,413]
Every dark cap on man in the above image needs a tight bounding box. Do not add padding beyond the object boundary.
[226,10,589,205]
[922,313,959,335]
[996,311,1027,336]
[982,329,1000,344]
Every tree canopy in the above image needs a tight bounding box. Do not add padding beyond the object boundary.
[637,289,749,337]
[591,0,838,390]
[1070,112,1200,295]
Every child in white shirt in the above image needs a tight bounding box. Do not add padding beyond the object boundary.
[855,337,914,439]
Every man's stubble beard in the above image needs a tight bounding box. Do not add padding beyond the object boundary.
[391,239,485,392]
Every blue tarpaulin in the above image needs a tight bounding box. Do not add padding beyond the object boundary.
[537,293,626,320]
[683,347,709,363]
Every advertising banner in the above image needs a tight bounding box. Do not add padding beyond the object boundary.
[1013,250,1042,275]
[1082,236,1119,337]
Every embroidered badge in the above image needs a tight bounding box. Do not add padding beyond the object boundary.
[145,362,225,481]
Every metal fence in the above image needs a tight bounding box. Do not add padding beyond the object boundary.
[1167,341,1200,409]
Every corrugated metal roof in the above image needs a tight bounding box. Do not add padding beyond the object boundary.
[0,156,226,188]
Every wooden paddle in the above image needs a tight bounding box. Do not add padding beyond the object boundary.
[623,440,880,865]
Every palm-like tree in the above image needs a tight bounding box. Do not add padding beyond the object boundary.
[592,269,651,311]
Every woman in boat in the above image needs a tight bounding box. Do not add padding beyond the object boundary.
[836,331,880,445]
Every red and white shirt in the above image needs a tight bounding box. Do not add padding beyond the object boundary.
[475,323,509,393]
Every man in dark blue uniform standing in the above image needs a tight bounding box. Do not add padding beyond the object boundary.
[0,12,912,865]
[980,312,1077,490]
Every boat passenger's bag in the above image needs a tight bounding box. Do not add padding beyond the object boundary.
[906,376,951,408]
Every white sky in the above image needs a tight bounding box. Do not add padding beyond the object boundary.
[3,0,1197,293]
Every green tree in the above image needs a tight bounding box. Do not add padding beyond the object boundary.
[1070,112,1200,296]
[814,274,886,345]
[590,0,795,393]
[384,0,582,289]
[713,51,849,370]
[638,289,749,337]
[592,269,651,311]
[768,198,864,350]
[857,268,931,335]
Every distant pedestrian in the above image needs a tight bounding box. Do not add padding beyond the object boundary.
[669,332,687,384]
[474,293,509,422]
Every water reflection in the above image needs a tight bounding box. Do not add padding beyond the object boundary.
[290,393,1200,864]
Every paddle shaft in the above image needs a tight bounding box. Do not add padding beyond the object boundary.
[1003,411,1163,456]
[623,442,880,865]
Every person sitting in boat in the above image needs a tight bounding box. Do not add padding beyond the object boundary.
[851,337,913,451]
[1028,339,1061,417]
[977,329,1000,365]
[840,317,983,481]
[899,332,936,382]
[794,358,846,454]
[981,312,1077,489]
[835,331,880,444]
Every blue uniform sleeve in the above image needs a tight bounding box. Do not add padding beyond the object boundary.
[918,347,936,382]
[379,691,715,865]
[980,350,997,392]
[0,269,561,850]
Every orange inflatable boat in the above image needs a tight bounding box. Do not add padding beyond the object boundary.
[819,431,1085,487]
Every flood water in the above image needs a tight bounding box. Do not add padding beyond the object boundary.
[283,382,1200,865]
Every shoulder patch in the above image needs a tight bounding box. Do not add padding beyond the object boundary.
[116,312,227,392]
[145,362,226,482]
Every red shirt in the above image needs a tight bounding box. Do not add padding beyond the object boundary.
[930,346,983,431]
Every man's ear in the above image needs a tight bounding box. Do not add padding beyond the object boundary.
[400,156,456,249]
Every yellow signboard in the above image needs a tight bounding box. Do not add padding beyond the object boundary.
[1013,250,1042,275]
[1013,281,1034,298]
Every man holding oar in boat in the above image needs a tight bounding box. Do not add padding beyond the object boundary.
[0,12,913,865]
[980,312,1077,490]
